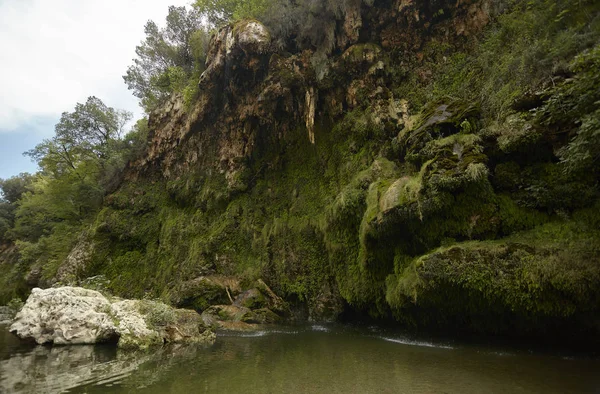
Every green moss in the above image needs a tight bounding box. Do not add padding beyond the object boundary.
[495,194,549,235]
[386,218,600,334]
[22,0,596,338]
[138,299,177,329]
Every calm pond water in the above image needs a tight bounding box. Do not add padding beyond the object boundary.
[1,323,599,394]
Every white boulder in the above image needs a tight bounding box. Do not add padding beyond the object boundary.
[9,287,117,345]
[9,287,215,348]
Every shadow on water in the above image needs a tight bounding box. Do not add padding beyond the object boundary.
[1,323,600,394]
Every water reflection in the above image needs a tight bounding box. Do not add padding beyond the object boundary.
[0,327,210,394]
[1,324,599,394]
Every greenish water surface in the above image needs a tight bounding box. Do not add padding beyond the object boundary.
[1,324,599,393]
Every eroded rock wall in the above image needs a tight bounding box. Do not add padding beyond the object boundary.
[46,0,600,340]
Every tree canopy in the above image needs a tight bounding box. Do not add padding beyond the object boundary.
[12,97,138,245]
[0,173,35,243]
[193,0,270,27]
[26,96,132,177]
[0,173,35,204]
[123,6,209,112]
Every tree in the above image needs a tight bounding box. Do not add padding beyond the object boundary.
[193,0,270,27]
[14,97,137,244]
[124,6,208,112]
[19,97,132,240]
[26,96,132,178]
[0,203,11,242]
[122,118,150,162]
[0,173,35,204]
[0,173,34,242]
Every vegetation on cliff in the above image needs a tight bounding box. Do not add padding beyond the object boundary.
[1,0,599,340]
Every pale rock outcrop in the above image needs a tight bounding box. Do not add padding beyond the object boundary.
[111,300,162,349]
[232,20,271,55]
[200,20,271,87]
[55,234,94,284]
[9,287,215,348]
[9,287,117,345]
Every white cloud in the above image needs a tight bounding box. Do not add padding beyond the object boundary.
[0,0,191,134]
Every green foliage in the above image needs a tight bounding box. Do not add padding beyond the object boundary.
[495,194,549,235]
[138,300,177,329]
[0,173,34,242]
[16,221,82,282]
[494,161,597,213]
[537,45,600,173]
[13,97,133,245]
[404,0,600,119]
[122,118,150,162]
[0,173,35,204]
[124,6,208,112]
[194,0,271,27]
[0,96,144,299]
[386,218,600,333]
[0,245,27,304]
[27,97,132,174]
[488,115,541,154]
[13,174,99,241]
[0,206,12,242]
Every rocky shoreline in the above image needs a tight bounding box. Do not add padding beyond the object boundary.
[8,287,215,349]
[6,280,294,349]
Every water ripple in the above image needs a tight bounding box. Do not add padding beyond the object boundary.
[379,336,455,349]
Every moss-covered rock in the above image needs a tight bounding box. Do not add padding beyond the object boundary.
[233,288,267,309]
[10,0,596,344]
[200,305,258,330]
[386,221,600,337]
[396,100,480,163]
[172,276,236,312]
[252,308,282,324]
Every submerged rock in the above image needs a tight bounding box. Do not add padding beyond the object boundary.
[9,287,215,348]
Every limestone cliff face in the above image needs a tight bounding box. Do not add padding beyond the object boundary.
[129,0,493,189]
[48,0,600,340]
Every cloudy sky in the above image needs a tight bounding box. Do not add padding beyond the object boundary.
[0,0,190,179]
